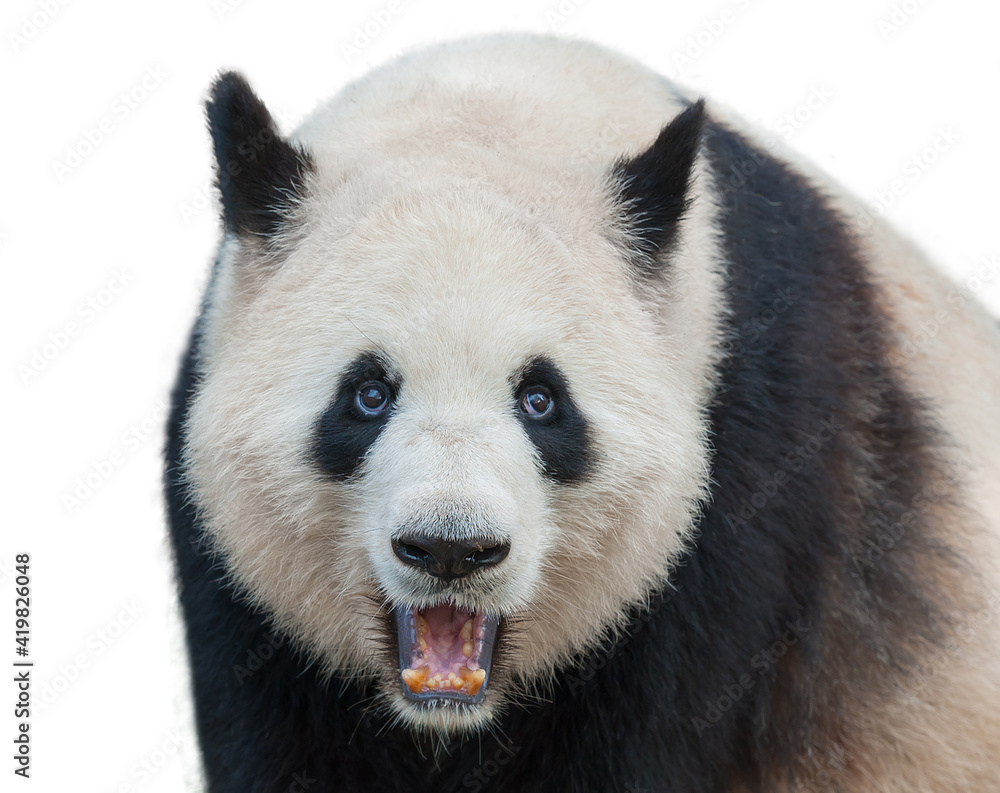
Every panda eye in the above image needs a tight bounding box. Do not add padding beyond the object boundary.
[519,386,554,418]
[355,381,391,418]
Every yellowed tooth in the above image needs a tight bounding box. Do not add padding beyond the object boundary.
[461,619,473,641]
[401,666,429,694]
[466,668,486,695]
[462,641,473,657]
[404,663,487,697]
[418,637,428,653]
[457,666,486,695]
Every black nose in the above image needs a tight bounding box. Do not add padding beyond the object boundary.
[392,534,510,581]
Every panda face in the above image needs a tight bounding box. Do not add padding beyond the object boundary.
[185,67,721,734]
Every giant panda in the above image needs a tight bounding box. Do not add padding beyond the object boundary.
[165,33,1000,793]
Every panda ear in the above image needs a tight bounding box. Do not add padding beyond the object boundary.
[205,71,313,239]
[613,98,705,275]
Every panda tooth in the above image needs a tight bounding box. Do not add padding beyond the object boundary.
[463,668,486,695]
[398,610,494,698]
[401,666,429,693]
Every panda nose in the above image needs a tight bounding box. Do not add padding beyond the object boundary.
[392,534,511,581]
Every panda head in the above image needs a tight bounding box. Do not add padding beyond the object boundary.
[185,63,717,735]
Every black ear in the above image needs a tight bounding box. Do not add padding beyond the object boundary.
[613,98,705,275]
[205,72,313,238]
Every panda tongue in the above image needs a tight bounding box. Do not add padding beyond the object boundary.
[394,604,498,702]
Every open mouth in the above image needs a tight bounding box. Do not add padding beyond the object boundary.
[394,604,500,704]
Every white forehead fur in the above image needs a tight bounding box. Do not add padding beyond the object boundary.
[185,33,726,729]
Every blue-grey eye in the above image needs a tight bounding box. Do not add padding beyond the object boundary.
[519,386,553,418]
[356,381,391,417]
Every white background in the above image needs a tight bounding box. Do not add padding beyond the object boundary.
[3,0,998,790]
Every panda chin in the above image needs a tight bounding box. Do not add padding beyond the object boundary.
[393,603,500,706]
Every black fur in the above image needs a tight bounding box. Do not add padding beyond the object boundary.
[514,357,593,484]
[206,72,313,238]
[613,99,705,274]
[312,353,398,481]
[166,112,952,791]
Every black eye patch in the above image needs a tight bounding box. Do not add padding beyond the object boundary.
[311,353,398,480]
[513,358,593,484]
